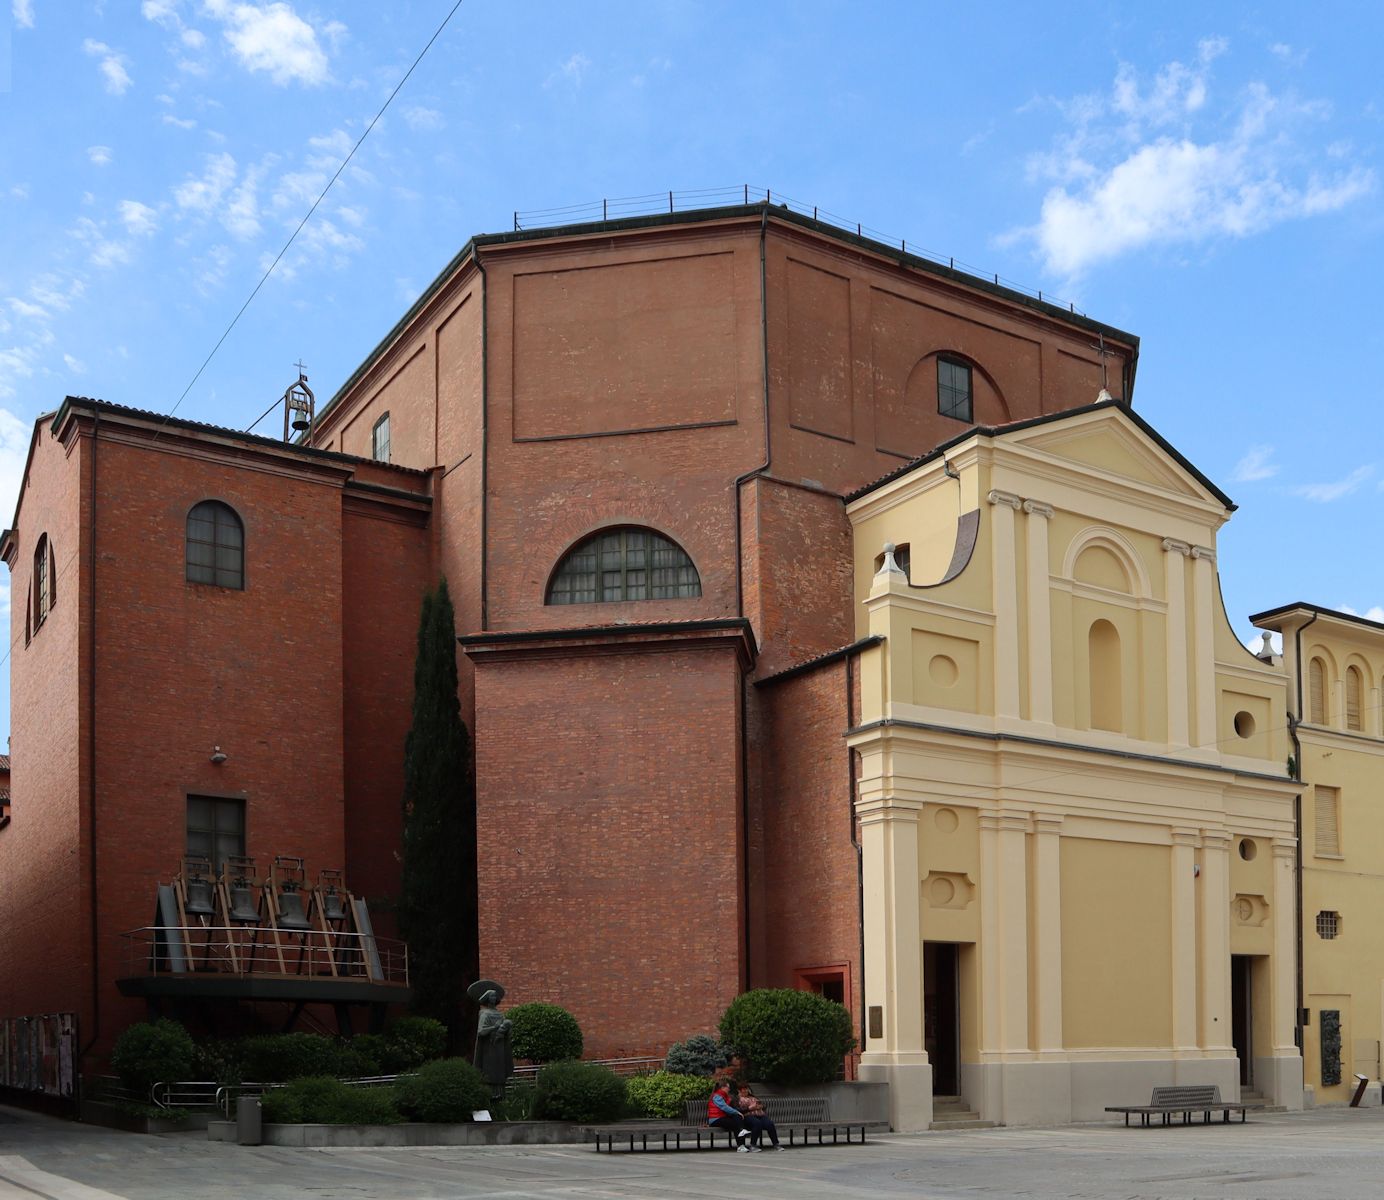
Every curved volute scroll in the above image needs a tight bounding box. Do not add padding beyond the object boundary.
[870,513,981,599]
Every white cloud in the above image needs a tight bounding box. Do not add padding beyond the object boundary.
[544,53,590,89]
[174,151,237,213]
[1230,444,1278,483]
[13,0,34,29]
[62,353,85,374]
[1292,464,1373,503]
[181,27,205,48]
[119,199,160,236]
[82,39,133,95]
[203,0,336,86]
[402,105,443,131]
[223,159,271,239]
[1010,40,1374,277]
[7,298,46,320]
[10,184,29,199]
[141,0,181,24]
[87,145,113,166]
[1338,604,1384,623]
[162,113,197,129]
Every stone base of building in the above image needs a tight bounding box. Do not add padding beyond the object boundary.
[1254,1054,1305,1110]
[858,1053,933,1132]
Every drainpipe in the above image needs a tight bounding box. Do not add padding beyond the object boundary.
[82,410,101,1066]
[1290,610,1316,1059]
[847,651,866,1069]
[735,207,773,991]
[475,250,489,629]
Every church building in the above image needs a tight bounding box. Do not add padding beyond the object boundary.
[2,197,1316,1126]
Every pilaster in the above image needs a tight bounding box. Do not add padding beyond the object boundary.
[1032,814,1063,1054]
[1198,830,1232,1052]
[1190,546,1218,749]
[1162,539,1191,748]
[1170,828,1200,1053]
[988,490,1023,720]
[1024,500,1054,727]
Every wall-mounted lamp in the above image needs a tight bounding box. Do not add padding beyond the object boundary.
[210,746,228,765]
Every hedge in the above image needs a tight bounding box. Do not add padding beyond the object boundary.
[719,988,855,1085]
[508,1003,583,1063]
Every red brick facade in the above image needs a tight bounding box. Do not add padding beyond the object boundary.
[0,202,1136,1070]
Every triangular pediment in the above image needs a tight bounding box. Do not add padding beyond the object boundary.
[999,405,1228,508]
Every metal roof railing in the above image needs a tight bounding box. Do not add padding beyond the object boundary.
[511,185,1085,317]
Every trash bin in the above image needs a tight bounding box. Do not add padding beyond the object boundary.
[236,1095,263,1145]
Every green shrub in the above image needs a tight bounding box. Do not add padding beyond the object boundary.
[719,989,855,1085]
[493,1080,538,1122]
[508,1003,582,1063]
[626,1071,713,1119]
[394,1058,491,1122]
[261,1076,401,1125]
[239,1033,348,1083]
[345,1034,388,1075]
[190,1038,243,1085]
[663,1034,730,1077]
[381,1016,448,1070]
[110,1020,196,1098]
[533,1060,626,1122]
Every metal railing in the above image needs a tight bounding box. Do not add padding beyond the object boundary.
[117,925,409,986]
[511,186,1084,316]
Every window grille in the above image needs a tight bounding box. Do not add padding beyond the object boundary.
[547,527,700,605]
[1316,910,1340,940]
[937,357,973,422]
[372,412,391,463]
[1346,667,1363,731]
[33,534,53,628]
[186,501,244,590]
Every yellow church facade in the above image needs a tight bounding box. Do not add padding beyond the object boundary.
[846,401,1303,1130]
[1251,603,1384,1108]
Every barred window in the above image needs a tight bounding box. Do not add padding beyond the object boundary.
[187,795,245,875]
[1316,910,1340,940]
[186,501,244,590]
[33,533,54,628]
[547,527,701,605]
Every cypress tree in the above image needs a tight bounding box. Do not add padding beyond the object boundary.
[398,578,477,1034]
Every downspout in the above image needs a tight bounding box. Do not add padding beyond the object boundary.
[82,410,101,1063]
[847,651,865,1068]
[476,250,489,629]
[1290,610,1317,1058]
[736,207,773,990]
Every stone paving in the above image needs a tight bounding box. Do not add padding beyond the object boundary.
[4,1102,1384,1199]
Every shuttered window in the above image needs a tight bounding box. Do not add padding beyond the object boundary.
[1315,785,1341,858]
[1346,667,1363,731]
[1309,657,1327,725]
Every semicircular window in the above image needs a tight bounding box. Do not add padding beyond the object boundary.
[547,527,701,605]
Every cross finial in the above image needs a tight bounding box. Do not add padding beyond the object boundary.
[1088,334,1111,391]
[294,359,308,381]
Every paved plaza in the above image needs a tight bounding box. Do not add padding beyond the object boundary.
[4,1103,1384,1199]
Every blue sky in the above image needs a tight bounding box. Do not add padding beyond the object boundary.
[1,1,1382,742]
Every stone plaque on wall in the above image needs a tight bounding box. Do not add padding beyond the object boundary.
[1321,1009,1342,1087]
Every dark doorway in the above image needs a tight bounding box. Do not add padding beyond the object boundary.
[924,942,960,1095]
[1231,955,1253,1087]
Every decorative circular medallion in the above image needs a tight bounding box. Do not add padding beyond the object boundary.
[934,807,959,833]
[1236,898,1253,922]
[929,654,959,687]
[930,876,956,905]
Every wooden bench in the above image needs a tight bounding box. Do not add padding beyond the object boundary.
[588,1096,868,1152]
[1106,1085,1264,1127]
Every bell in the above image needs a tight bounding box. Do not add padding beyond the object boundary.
[229,885,260,924]
[321,889,346,922]
[277,890,311,931]
[185,878,216,917]
[291,413,311,432]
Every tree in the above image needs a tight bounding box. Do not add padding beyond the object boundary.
[398,578,478,1035]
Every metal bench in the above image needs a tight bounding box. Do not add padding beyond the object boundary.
[1106,1084,1263,1127]
[587,1095,868,1152]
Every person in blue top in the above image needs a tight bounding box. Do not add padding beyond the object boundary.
[706,1080,755,1152]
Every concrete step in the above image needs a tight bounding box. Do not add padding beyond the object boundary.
[929,1117,998,1131]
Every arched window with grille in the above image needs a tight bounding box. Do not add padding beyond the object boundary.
[547,527,701,605]
[186,501,245,590]
[32,533,55,630]
[1309,656,1328,725]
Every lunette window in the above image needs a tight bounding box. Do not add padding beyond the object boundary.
[547,527,701,605]
[372,413,391,463]
[186,501,245,590]
[937,357,973,422]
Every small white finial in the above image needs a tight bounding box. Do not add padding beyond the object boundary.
[1096,387,1114,404]
[877,542,904,577]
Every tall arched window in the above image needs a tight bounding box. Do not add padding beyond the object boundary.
[547,527,700,605]
[1089,619,1122,733]
[1346,666,1363,731]
[1309,657,1327,725]
[33,533,54,629]
[186,501,244,590]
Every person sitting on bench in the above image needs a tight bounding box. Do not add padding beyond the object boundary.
[737,1084,784,1151]
[707,1080,754,1152]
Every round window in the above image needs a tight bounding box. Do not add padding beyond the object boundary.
[1238,838,1257,862]
[1234,711,1255,739]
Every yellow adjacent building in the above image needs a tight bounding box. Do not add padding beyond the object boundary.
[846,400,1303,1130]
[1251,604,1384,1107]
